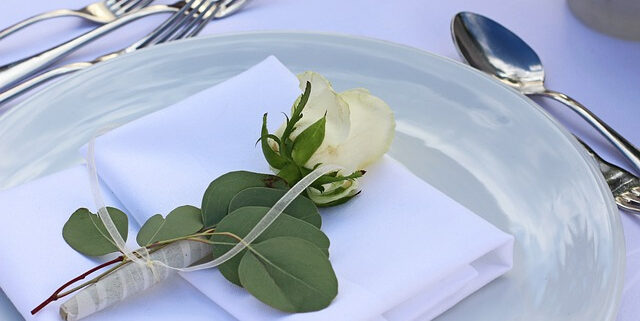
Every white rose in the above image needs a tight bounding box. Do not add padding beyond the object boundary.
[262,71,395,206]
[274,72,395,173]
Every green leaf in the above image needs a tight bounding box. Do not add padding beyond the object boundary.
[238,237,338,312]
[280,82,311,146]
[201,171,288,228]
[293,81,312,118]
[312,170,366,187]
[315,190,361,207]
[212,206,329,286]
[228,187,321,228]
[291,115,326,165]
[277,163,302,186]
[136,205,204,246]
[62,207,128,256]
[261,113,289,169]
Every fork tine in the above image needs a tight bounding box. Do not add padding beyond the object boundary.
[121,0,155,14]
[618,196,640,213]
[153,0,211,44]
[130,0,197,50]
[169,1,219,41]
[632,186,640,197]
[109,0,136,11]
[138,0,156,9]
[115,0,146,15]
[185,3,219,37]
[625,191,640,205]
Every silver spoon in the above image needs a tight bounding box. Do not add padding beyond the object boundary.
[451,11,640,174]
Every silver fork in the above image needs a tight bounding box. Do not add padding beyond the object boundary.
[580,139,640,213]
[0,3,184,91]
[0,0,248,107]
[0,0,155,40]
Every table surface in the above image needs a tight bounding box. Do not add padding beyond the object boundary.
[1,0,639,320]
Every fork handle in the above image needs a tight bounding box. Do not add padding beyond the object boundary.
[0,5,175,91]
[0,62,91,108]
[577,137,636,192]
[0,9,89,40]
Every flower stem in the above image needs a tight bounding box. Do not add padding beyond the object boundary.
[57,261,127,297]
[146,230,215,248]
[32,229,220,315]
[30,256,124,315]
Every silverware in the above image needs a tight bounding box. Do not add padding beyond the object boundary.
[451,11,640,174]
[579,139,640,212]
[0,0,247,107]
[0,2,184,91]
[0,0,154,41]
[450,12,640,213]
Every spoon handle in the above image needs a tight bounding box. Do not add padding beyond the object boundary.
[539,89,640,174]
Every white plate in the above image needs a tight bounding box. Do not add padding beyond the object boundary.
[0,32,624,320]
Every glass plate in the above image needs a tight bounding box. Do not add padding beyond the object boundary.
[0,32,624,320]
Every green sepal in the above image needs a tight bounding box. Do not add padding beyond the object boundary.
[312,170,366,186]
[280,82,311,148]
[260,113,289,169]
[277,163,302,186]
[292,114,326,165]
[315,190,361,207]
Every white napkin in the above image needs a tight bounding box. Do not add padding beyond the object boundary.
[0,165,236,321]
[90,56,514,321]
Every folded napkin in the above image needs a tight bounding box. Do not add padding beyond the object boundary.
[0,165,236,321]
[90,56,514,321]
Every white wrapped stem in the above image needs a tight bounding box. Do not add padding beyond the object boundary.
[60,240,210,321]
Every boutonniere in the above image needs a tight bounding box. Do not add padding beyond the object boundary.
[261,72,395,206]
[32,72,394,320]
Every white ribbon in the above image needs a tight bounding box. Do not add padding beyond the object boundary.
[177,162,340,272]
[86,137,340,273]
[87,139,151,268]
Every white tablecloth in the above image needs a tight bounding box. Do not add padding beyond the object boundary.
[0,0,638,320]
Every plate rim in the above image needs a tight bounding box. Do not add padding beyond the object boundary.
[3,30,625,319]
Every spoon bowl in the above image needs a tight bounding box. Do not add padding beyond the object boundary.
[452,12,545,94]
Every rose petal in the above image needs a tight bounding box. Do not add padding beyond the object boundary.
[274,72,351,147]
[305,88,395,172]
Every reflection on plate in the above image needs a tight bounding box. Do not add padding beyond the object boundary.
[0,32,623,320]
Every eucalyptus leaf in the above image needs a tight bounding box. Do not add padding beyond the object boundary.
[238,237,338,312]
[292,115,326,165]
[212,206,329,286]
[228,187,321,228]
[136,205,203,246]
[201,171,288,227]
[62,207,128,257]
